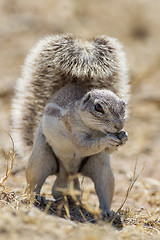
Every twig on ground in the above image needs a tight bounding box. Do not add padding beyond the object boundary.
[0,129,15,186]
[111,160,144,225]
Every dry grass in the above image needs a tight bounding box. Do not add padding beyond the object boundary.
[0,183,160,240]
[0,143,160,240]
[0,129,15,186]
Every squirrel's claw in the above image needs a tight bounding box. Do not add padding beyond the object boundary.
[102,210,123,230]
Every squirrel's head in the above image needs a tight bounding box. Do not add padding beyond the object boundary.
[78,89,126,134]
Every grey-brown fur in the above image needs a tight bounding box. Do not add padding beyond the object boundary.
[12,34,130,218]
[25,84,128,217]
[12,34,129,157]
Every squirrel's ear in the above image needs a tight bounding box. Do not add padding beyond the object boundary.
[82,92,91,104]
[80,92,91,110]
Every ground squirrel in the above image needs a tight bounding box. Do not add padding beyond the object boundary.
[12,34,130,218]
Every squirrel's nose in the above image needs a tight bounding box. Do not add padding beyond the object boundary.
[114,119,124,131]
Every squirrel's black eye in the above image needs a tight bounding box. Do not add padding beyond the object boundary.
[95,104,104,113]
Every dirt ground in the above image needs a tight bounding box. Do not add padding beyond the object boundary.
[0,0,160,239]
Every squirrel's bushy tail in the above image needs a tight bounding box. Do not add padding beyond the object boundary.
[11,34,129,157]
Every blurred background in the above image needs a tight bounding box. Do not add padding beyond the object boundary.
[0,0,160,209]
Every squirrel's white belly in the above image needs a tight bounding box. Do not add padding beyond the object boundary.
[42,115,83,174]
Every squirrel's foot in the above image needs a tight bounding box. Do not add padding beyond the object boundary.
[34,194,46,206]
[102,210,123,230]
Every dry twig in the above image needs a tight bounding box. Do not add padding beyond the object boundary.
[111,160,144,225]
[0,129,15,186]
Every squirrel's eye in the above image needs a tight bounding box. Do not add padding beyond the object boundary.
[95,104,104,113]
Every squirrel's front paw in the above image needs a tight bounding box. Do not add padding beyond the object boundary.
[105,132,128,154]
[105,133,121,154]
[106,133,122,146]
[116,131,128,145]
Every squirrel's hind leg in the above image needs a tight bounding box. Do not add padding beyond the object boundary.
[81,151,114,216]
[26,125,58,198]
[52,167,80,203]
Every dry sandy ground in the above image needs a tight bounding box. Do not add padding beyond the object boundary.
[0,0,160,239]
